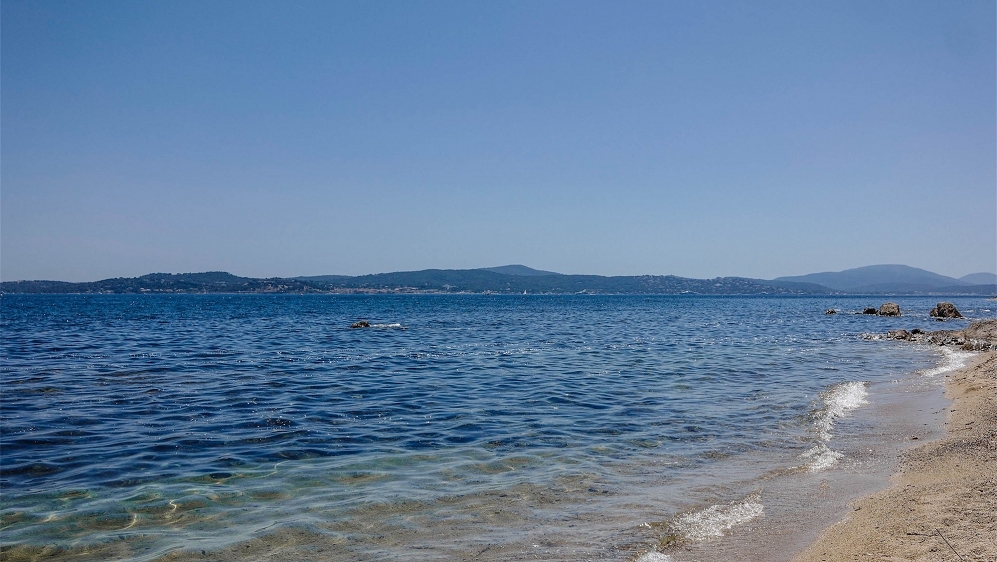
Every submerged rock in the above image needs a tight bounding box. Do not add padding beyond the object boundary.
[350,320,371,329]
[878,303,901,317]
[825,309,837,315]
[929,302,963,319]
[887,329,910,340]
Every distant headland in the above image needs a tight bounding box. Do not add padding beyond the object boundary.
[2,264,994,296]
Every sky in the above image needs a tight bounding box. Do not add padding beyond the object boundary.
[2,0,995,282]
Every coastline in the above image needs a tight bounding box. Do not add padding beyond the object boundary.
[792,349,997,562]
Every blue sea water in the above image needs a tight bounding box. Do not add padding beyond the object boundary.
[0,294,990,561]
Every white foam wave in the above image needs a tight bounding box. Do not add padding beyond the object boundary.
[799,444,844,472]
[371,323,405,329]
[672,494,764,541]
[635,553,673,562]
[799,381,868,472]
[813,381,868,441]
[920,347,974,378]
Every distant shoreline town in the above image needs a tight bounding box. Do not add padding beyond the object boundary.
[2,264,994,296]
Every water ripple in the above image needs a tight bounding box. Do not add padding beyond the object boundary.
[0,294,971,556]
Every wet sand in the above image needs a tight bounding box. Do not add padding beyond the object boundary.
[792,350,997,562]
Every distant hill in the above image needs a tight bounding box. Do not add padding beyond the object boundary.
[293,274,354,284]
[960,272,997,285]
[310,269,832,294]
[773,264,973,293]
[3,264,992,295]
[929,284,997,295]
[479,265,560,276]
[1,272,325,294]
[3,270,830,295]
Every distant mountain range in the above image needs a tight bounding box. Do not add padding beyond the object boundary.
[2,264,994,295]
[774,264,996,294]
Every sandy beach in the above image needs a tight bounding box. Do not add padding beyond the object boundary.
[792,349,997,562]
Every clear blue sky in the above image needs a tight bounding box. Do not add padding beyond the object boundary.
[2,0,994,281]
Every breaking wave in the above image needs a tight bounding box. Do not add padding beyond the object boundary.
[671,493,764,541]
[813,381,869,441]
[920,347,974,377]
[798,444,843,472]
[799,381,868,472]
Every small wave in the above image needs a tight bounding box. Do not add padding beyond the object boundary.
[371,323,405,329]
[920,347,974,378]
[799,444,843,472]
[800,381,867,471]
[813,381,868,442]
[671,493,764,541]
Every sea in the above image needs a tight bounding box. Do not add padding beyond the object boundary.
[0,294,989,561]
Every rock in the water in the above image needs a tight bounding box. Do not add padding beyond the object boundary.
[877,302,901,317]
[862,308,878,315]
[929,302,963,319]
[350,320,370,328]
[825,309,837,315]
[887,329,910,340]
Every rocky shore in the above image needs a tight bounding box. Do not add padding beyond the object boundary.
[885,318,997,351]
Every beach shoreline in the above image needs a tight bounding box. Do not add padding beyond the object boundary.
[791,349,996,562]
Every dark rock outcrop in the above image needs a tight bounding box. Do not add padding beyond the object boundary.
[887,329,911,340]
[878,302,901,317]
[880,319,997,351]
[825,309,837,315]
[920,330,966,346]
[350,320,370,328]
[962,319,997,344]
[929,302,963,319]
[863,308,878,315]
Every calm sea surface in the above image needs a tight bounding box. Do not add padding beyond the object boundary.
[1,295,990,561]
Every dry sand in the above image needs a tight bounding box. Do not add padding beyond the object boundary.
[792,350,997,562]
